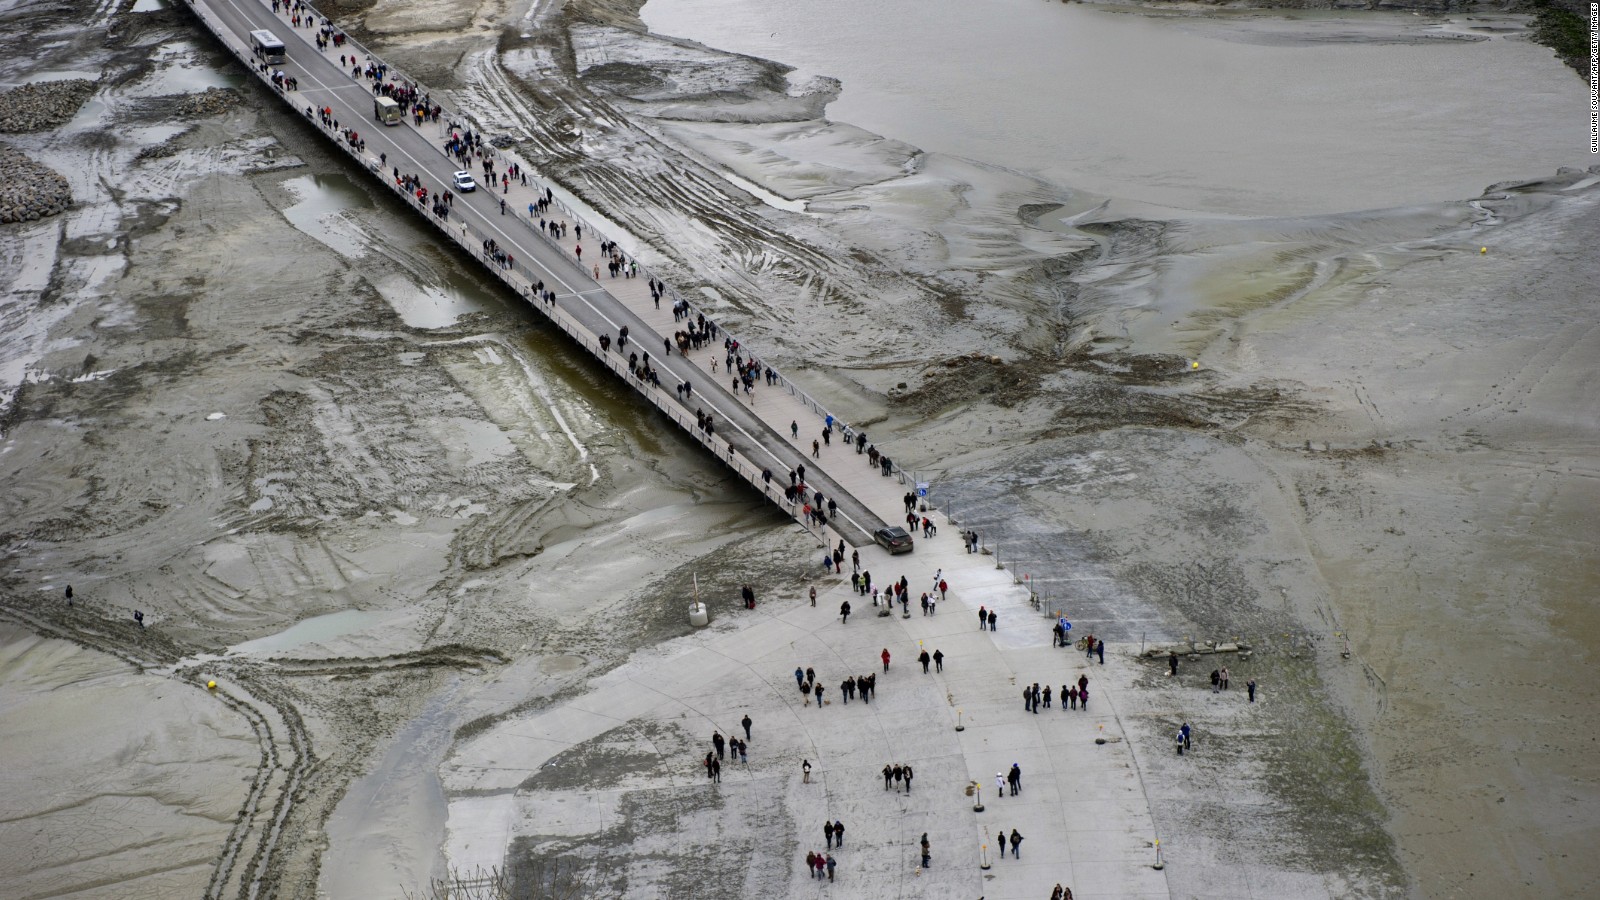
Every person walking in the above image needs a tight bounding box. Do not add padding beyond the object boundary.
[996,771,1007,798]
[825,853,836,882]
[1009,763,1022,796]
[987,610,997,631]
[884,764,894,790]
[809,586,817,607]
[806,850,818,878]
[1181,722,1192,751]
[802,759,812,783]
[712,731,725,759]
[813,853,826,880]
[1248,678,1258,702]
[978,605,987,630]
[1211,668,1221,693]
[932,649,944,672]
[1043,684,1053,708]
[814,683,824,707]
[1023,684,1033,713]
[1169,650,1179,677]
[1220,665,1230,690]
[1175,727,1187,755]
[840,600,851,624]
[938,579,947,601]
[1079,684,1089,710]
[710,757,721,783]
[742,714,752,741]
[1096,639,1105,665]
[832,820,844,847]
[824,821,835,849]
[902,764,914,794]
[1068,684,1078,710]
[920,833,931,869]
[881,648,891,672]
[795,666,805,689]
[1009,829,1023,859]
[919,649,931,673]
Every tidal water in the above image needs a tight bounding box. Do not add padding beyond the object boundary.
[641,0,1589,216]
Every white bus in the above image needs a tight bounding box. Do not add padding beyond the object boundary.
[250,30,286,65]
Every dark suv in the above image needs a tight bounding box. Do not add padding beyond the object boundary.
[874,526,914,554]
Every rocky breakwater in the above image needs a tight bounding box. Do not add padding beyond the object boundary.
[0,79,94,223]
[0,145,72,223]
[0,78,97,133]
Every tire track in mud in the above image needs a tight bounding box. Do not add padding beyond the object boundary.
[457,42,896,322]
[0,594,504,899]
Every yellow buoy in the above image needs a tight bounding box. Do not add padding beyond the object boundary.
[1480,247,1487,254]
[1191,361,1200,370]
[206,680,217,690]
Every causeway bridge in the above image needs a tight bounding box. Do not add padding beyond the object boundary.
[182,0,903,552]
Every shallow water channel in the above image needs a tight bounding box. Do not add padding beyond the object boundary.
[641,0,1588,216]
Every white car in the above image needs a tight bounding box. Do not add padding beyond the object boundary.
[452,170,477,192]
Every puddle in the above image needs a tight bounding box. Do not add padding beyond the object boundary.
[281,173,374,259]
[542,654,586,673]
[226,609,390,656]
[372,267,502,330]
[5,69,99,86]
[720,168,808,213]
[137,62,236,96]
[282,173,505,328]
[321,681,460,897]
[63,97,108,131]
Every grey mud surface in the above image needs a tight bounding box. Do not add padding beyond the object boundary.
[1,0,1595,897]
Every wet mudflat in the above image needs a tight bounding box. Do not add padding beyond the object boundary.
[0,0,1595,897]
